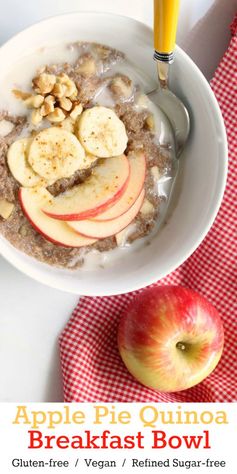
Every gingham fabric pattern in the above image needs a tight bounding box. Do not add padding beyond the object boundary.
[59,16,237,403]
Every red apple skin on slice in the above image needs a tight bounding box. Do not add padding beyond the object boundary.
[19,187,97,248]
[93,152,146,222]
[68,190,145,239]
[43,155,130,221]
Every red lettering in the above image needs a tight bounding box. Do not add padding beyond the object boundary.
[28,430,43,449]
[152,430,211,450]
[123,435,135,449]
[56,436,69,449]
[136,432,145,449]
[101,430,110,449]
[44,435,56,449]
[152,431,167,448]
[168,436,182,448]
[71,436,83,449]
[183,431,210,449]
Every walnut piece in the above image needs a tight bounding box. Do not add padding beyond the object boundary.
[52,83,67,98]
[13,72,81,126]
[47,108,65,123]
[146,114,155,131]
[76,54,97,77]
[0,120,14,137]
[12,89,31,100]
[0,199,14,219]
[140,199,154,216]
[59,97,72,112]
[150,166,160,180]
[41,95,55,116]
[58,73,78,98]
[31,109,43,125]
[93,44,111,60]
[110,76,133,100]
[24,94,44,109]
[70,103,83,121]
[33,73,56,94]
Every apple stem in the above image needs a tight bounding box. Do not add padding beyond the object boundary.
[176,342,186,351]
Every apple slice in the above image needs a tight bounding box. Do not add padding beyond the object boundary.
[93,152,146,221]
[68,190,145,239]
[43,155,130,221]
[19,187,97,247]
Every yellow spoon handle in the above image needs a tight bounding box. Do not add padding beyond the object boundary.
[154,0,180,63]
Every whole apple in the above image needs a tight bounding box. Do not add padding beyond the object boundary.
[118,286,224,392]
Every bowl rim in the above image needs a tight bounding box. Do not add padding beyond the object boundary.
[0,11,228,295]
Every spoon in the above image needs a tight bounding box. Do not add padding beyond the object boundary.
[149,0,190,157]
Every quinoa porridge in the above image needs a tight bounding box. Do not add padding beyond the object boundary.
[0,42,175,270]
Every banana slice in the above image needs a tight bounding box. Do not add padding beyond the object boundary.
[7,138,42,187]
[28,127,86,181]
[77,106,128,158]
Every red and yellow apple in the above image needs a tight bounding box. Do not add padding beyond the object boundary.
[19,187,97,247]
[19,152,147,245]
[93,152,146,221]
[43,154,130,221]
[68,190,145,239]
[118,286,224,392]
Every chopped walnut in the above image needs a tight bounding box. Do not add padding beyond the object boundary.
[150,166,160,180]
[47,107,65,123]
[109,75,133,100]
[58,73,78,98]
[52,82,67,98]
[76,53,97,77]
[19,224,29,237]
[59,97,72,112]
[40,95,55,116]
[24,94,44,109]
[93,44,111,60]
[32,73,56,94]
[44,94,56,106]
[0,199,14,219]
[12,89,31,100]
[145,114,155,131]
[13,72,81,126]
[70,103,83,121]
[0,119,15,137]
[31,109,43,125]
[140,199,154,216]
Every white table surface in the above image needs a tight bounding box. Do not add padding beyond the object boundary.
[0,0,236,402]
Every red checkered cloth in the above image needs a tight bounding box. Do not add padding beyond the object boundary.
[59,16,237,403]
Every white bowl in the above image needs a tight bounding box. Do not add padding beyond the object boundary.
[0,12,227,295]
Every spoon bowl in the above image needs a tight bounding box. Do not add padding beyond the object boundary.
[148,85,190,157]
